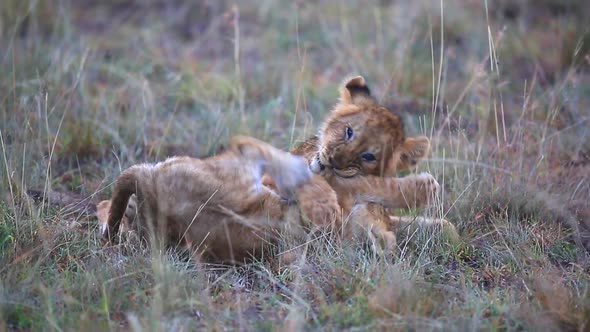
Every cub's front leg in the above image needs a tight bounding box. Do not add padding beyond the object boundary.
[346,203,397,258]
[341,172,440,210]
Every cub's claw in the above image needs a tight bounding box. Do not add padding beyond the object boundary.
[399,172,440,209]
[100,223,113,244]
[415,172,440,207]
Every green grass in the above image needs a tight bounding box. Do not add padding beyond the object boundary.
[1,0,590,330]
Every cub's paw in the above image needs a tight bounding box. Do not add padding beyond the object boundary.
[97,200,114,243]
[230,135,311,191]
[407,172,440,208]
[372,228,397,258]
[97,199,133,244]
[273,155,312,193]
[100,222,116,244]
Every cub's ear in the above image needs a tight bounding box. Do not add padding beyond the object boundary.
[398,136,430,171]
[339,76,372,104]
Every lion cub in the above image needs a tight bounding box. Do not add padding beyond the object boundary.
[285,76,454,253]
[102,136,316,263]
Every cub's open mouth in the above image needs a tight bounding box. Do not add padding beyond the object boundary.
[332,167,357,178]
[310,152,358,178]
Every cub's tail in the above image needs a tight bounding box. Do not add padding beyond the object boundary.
[102,166,141,242]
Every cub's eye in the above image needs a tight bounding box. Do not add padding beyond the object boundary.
[345,126,354,141]
[361,153,376,162]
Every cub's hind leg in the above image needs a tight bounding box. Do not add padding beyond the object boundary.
[389,215,459,243]
[229,135,312,198]
[346,203,397,258]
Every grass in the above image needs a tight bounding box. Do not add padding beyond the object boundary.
[1,0,589,330]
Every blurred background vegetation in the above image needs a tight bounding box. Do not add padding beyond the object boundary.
[0,0,589,330]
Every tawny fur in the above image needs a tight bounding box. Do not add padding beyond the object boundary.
[292,75,454,253]
[102,136,315,263]
[99,76,455,262]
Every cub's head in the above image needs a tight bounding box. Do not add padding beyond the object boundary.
[310,76,430,177]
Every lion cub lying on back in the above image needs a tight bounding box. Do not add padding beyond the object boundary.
[102,136,314,262]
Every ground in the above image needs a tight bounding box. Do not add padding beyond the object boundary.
[1,0,589,330]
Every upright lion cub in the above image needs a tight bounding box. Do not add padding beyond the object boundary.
[290,76,451,253]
